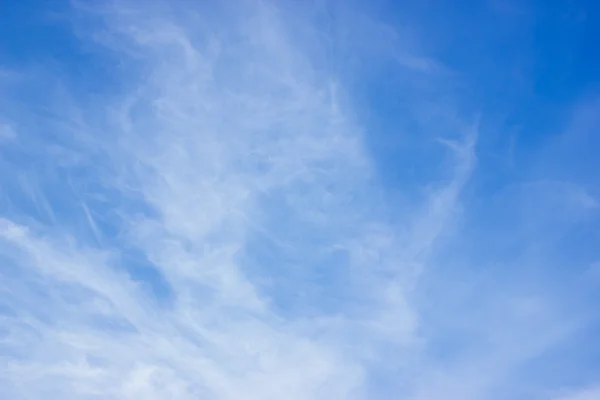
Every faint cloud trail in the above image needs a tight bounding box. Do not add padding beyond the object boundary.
[5,1,572,400]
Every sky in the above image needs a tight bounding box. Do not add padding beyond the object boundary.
[1,0,599,399]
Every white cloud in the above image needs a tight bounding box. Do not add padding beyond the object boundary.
[1,2,436,398]
[1,1,595,399]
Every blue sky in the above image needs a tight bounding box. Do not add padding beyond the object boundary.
[1,0,599,399]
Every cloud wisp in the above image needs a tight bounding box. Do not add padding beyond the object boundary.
[1,1,599,399]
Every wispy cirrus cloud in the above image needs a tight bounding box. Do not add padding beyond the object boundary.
[1,1,599,399]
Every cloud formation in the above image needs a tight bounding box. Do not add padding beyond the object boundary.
[1,1,599,399]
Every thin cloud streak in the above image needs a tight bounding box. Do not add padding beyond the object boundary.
[1,2,443,398]
[1,1,598,399]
